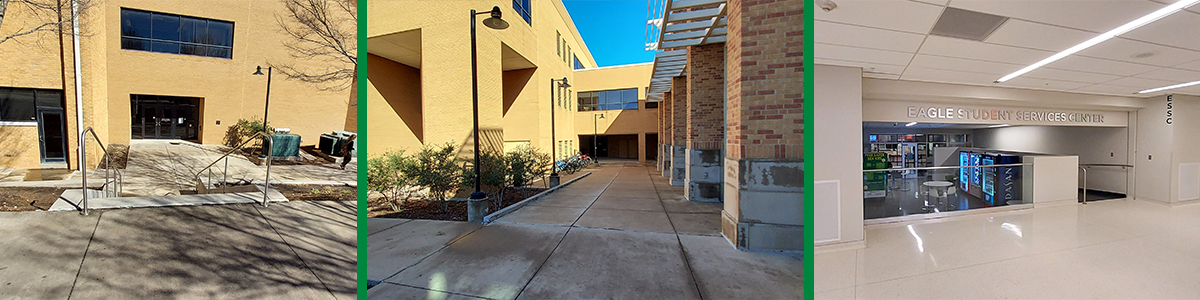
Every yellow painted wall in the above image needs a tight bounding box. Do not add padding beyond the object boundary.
[367,0,602,161]
[0,0,354,169]
[0,2,69,169]
[0,126,41,169]
[366,53,422,155]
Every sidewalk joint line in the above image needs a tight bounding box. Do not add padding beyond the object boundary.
[66,212,103,300]
[252,205,337,299]
[650,166,707,300]
[377,224,486,284]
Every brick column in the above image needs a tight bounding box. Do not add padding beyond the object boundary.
[669,76,688,187]
[661,91,673,177]
[685,43,726,202]
[720,0,803,252]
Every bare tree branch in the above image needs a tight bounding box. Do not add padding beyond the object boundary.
[273,0,357,91]
[0,0,96,45]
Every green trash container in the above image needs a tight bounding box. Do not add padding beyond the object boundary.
[270,133,301,157]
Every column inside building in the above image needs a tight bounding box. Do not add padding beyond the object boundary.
[720,0,803,252]
[684,43,726,202]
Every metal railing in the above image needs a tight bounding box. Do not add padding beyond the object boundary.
[193,131,273,207]
[1078,163,1133,205]
[79,127,124,216]
[862,163,1031,173]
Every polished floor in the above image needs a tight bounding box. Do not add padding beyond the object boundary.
[817,199,1200,299]
[864,177,996,220]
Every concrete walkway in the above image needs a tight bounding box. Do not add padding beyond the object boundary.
[0,201,356,299]
[367,165,802,299]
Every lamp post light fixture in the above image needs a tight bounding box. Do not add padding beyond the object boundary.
[469,6,508,201]
[253,66,272,158]
[549,77,570,187]
[593,113,604,167]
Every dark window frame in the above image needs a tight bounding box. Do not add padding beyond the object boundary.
[0,87,64,122]
[120,8,235,59]
[512,0,532,25]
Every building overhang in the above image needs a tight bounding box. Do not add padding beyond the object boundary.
[645,0,728,102]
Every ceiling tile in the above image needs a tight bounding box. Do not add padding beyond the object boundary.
[912,0,950,6]
[985,19,1094,52]
[1101,76,1182,89]
[816,58,907,77]
[1077,37,1200,67]
[1171,59,1200,72]
[917,35,1054,65]
[814,0,944,34]
[1026,67,1123,84]
[815,20,928,53]
[900,67,1003,85]
[950,0,1165,33]
[1123,11,1200,51]
[1132,67,1200,82]
[816,43,916,66]
[1071,83,1145,96]
[998,76,1093,91]
[1045,55,1160,76]
[907,54,1019,75]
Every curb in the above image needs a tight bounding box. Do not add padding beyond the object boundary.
[482,172,592,223]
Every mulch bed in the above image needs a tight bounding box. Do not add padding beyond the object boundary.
[273,184,357,201]
[97,144,129,169]
[369,187,547,221]
[0,187,67,211]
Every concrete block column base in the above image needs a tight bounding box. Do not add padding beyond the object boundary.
[720,157,803,252]
[661,144,673,178]
[670,146,687,186]
[685,148,723,202]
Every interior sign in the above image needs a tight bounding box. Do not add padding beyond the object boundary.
[906,106,1105,123]
[1167,95,1173,125]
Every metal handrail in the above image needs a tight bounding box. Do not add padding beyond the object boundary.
[1079,163,1133,168]
[863,163,1032,173]
[79,126,123,216]
[193,131,273,207]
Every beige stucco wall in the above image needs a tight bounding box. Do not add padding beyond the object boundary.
[0,0,353,169]
[366,0,602,161]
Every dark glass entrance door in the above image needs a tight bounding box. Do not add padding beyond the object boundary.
[36,108,68,163]
[131,95,199,140]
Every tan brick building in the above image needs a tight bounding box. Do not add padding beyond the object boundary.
[0,0,354,170]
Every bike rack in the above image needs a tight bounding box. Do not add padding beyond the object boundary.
[79,127,124,216]
[193,131,274,207]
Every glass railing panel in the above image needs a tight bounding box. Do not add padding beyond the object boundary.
[863,164,1032,220]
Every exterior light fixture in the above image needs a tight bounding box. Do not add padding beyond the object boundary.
[469,6,506,202]
[253,65,272,158]
[549,77,569,187]
[996,0,1200,83]
[1138,80,1200,94]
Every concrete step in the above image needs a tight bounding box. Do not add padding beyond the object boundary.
[49,185,288,212]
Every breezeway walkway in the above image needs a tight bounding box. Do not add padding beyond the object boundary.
[367,164,802,299]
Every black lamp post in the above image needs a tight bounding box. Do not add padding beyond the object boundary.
[594,113,604,166]
[253,66,272,157]
[549,77,570,187]
[469,6,508,200]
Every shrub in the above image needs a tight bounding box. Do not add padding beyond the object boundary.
[508,145,551,188]
[223,118,274,149]
[367,151,410,211]
[401,143,465,212]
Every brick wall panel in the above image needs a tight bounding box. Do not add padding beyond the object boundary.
[686,43,725,150]
[725,0,802,160]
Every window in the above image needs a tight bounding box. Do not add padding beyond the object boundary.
[0,87,63,121]
[646,101,659,109]
[577,88,638,111]
[121,8,234,59]
[574,55,584,70]
[556,31,561,57]
[512,0,531,25]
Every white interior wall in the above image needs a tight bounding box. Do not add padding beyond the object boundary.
[814,64,863,246]
[973,125,1130,194]
[1135,95,1172,204]
[1171,95,1200,203]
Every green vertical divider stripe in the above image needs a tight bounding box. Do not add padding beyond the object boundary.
[804,0,815,298]
[356,0,367,297]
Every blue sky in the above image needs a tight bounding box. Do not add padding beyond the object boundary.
[562,0,657,67]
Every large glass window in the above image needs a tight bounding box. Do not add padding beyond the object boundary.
[0,87,64,122]
[574,55,584,70]
[578,88,638,111]
[512,0,531,25]
[120,8,234,59]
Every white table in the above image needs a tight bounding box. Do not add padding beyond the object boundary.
[922,181,955,210]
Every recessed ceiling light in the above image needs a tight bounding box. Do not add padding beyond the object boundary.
[988,124,1010,128]
[905,122,918,127]
[1138,80,1200,94]
[996,0,1200,83]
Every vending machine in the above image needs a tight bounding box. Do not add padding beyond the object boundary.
[968,152,984,199]
[959,151,971,193]
[982,154,997,205]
